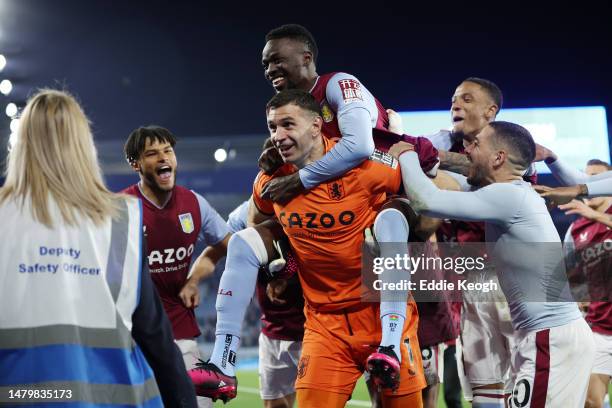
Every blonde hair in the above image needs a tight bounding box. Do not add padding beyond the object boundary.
[0,89,117,227]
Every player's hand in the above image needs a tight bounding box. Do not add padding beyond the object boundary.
[532,184,553,194]
[179,281,200,308]
[388,141,415,159]
[578,301,590,313]
[266,279,288,305]
[558,199,601,220]
[533,143,557,163]
[261,173,305,203]
[258,146,284,175]
[386,109,404,134]
[538,185,586,207]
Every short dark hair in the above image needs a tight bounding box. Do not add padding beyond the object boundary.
[265,24,318,63]
[586,158,612,169]
[489,121,535,169]
[124,126,176,165]
[266,89,322,117]
[463,77,503,113]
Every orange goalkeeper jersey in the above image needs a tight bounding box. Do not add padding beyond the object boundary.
[253,137,401,311]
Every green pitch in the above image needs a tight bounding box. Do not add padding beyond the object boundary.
[214,371,612,407]
[213,369,470,407]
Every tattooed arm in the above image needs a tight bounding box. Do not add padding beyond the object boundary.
[439,150,471,176]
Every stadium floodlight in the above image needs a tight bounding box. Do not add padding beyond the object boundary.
[0,79,12,95]
[5,102,17,117]
[214,148,228,163]
[0,55,6,72]
[10,118,20,133]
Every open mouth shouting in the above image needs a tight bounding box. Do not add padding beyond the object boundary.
[156,164,174,185]
[452,115,464,124]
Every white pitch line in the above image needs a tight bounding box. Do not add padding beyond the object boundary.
[237,386,371,407]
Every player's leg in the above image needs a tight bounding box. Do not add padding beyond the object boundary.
[421,383,438,408]
[295,306,362,408]
[443,342,464,408]
[259,332,301,408]
[381,389,424,408]
[357,302,427,405]
[365,371,383,408]
[461,300,509,407]
[585,374,611,408]
[586,332,612,408]
[296,389,350,408]
[175,339,214,408]
[366,200,411,390]
[420,344,443,408]
[189,220,283,401]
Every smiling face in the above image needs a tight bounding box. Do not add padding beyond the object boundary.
[266,103,322,168]
[132,138,177,193]
[262,38,313,92]
[463,125,498,187]
[451,81,498,138]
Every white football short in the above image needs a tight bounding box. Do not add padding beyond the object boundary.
[592,331,612,377]
[509,318,595,408]
[258,332,302,400]
[460,299,515,400]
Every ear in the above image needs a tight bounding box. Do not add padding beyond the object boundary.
[302,50,313,67]
[311,115,323,135]
[130,160,141,173]
[485,104,499,121]
[492,149,506,168]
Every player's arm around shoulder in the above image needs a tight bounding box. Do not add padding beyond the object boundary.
[251,171,278,221]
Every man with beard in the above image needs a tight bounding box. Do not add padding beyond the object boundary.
[394,77,518,407]
[561,159,612,408]
[123,126,231,408]
[389,121,595,408]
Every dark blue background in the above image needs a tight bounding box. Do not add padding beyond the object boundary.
[2,1,611,143]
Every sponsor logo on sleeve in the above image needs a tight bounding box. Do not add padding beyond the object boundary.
[369,149,398,169]
[179,213,194,234]
[338,79,363,104]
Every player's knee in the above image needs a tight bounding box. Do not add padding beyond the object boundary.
[252,221,284,260]
[263,397,290,408]
[584,392,604,408]
[373,207,410,243]
[382,198,419,227]
[233,228,269,265]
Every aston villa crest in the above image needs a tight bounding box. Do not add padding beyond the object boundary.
[321,103,334,123]
[179,213,194,234]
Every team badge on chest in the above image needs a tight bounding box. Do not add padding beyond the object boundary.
[179,213,194,234]
[321,103,335,123]
[327,180,345,200]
